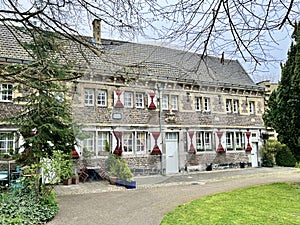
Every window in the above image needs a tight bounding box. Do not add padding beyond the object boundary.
[171,95,178,110]
[0,132,14,154]
[226,99,232,113]
[82,132,94,153]
[235,132,243,150]
[196,131,212,151]
[136,93,144,108]
[196,132,203,151]
[124,92,133,108]
[204,132,212,149]
[233,100,239,113]
[204,98,210,112]
[136,132,146,152]
[249,101,255,114]
[96,132,109,155]
[226,132,234,150]
[162,95,169,110]
[0,84,13,101]
[97,90,107,107]
[195,97,202,111]
[84,89,94,106]
[123,132,133,153]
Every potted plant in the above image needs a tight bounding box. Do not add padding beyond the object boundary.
[105,154,119,185]
[117,159,136,189]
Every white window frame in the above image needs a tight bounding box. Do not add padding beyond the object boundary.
[135,93,144,108]
[135,132,146,153]
[0,132,15,154]
[204,132,212,150]
[82,131,94,155]
[226,99,232,113]
[162,95,169,110]
[195,97,202,111]
[124,92,133,108]
[233,100,239,113]
[96,131,109,155]
[226,132,234,150]
[196,132,203,151]
[84,89,94,106]
[0,84,13,102]
[204,98,210,112]
[123,132,134,153]
[235,132,243,150]
[249,101,255,114]
[97,90,107,107]
[171,95,178,110]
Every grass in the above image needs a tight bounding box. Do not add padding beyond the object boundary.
[160,183,300,225]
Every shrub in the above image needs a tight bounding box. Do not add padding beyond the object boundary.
[261,140,283,167]
[0,189,58,224]
[275,145,297,167]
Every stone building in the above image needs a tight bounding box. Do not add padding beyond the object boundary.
[0,22,266,174]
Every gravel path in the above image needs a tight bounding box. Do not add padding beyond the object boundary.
[47,168,300,225]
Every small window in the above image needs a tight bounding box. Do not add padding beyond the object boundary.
[0,132,15,154]
[124,92,133,108]
[226,132,234,150]
[249,101,255,114]
[162,95,169,110]
[97,90,107,107]
[204,98,210,112]
[123,132,133,153]
[96,132,109,155]
[84,89,94,106]
[136,132,146,152]
[233,100,239,113]
[136,93,144,108]
[226,99,232,113]
[0,84,13,102]
[171,95,178,110]
[195,97,202,111]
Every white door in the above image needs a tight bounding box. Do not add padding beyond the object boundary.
[251,143,258,167]
[166,132,179,174]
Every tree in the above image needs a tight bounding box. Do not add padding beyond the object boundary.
[2,31,78,167]
[263,22,300,161]
[0,0,299,72]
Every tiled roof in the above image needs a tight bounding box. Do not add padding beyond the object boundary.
[0,25,257,87]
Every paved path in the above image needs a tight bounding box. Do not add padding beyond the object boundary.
[47,167,300,225]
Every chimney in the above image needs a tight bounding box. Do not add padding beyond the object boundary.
[92,19,101,45]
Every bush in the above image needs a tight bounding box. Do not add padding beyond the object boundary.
[261,140,282,167]
[0,189,58,224]
[275,145,297,167]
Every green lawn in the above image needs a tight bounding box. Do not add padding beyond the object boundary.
[160,183,300,225]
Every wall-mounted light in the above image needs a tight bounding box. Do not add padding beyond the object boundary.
[186,92,190,102]
[218,95,221,104]
[245,96,248,106]
[73,80,79,93]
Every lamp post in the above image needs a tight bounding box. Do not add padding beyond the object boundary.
[158,83,163,174]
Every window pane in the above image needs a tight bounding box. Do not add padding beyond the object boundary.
[123,132,133,153]
[83,132,94,154]
[233,100,239,113]
[97,132,108,155]
[195,97,202,111]
[204,132,212,150]
[0,84,13,101]
[196,132,203,151]
[171,95,178,110]
[136,132,145,152]
[84,89,94,105]
[124,92,133,108]
[97,90,107,106]
[162,95,169,110]
[204,98,210,111]
[136,93,144,108]
[0,132,14,154]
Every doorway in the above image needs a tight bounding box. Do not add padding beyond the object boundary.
[165,132,179,174]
